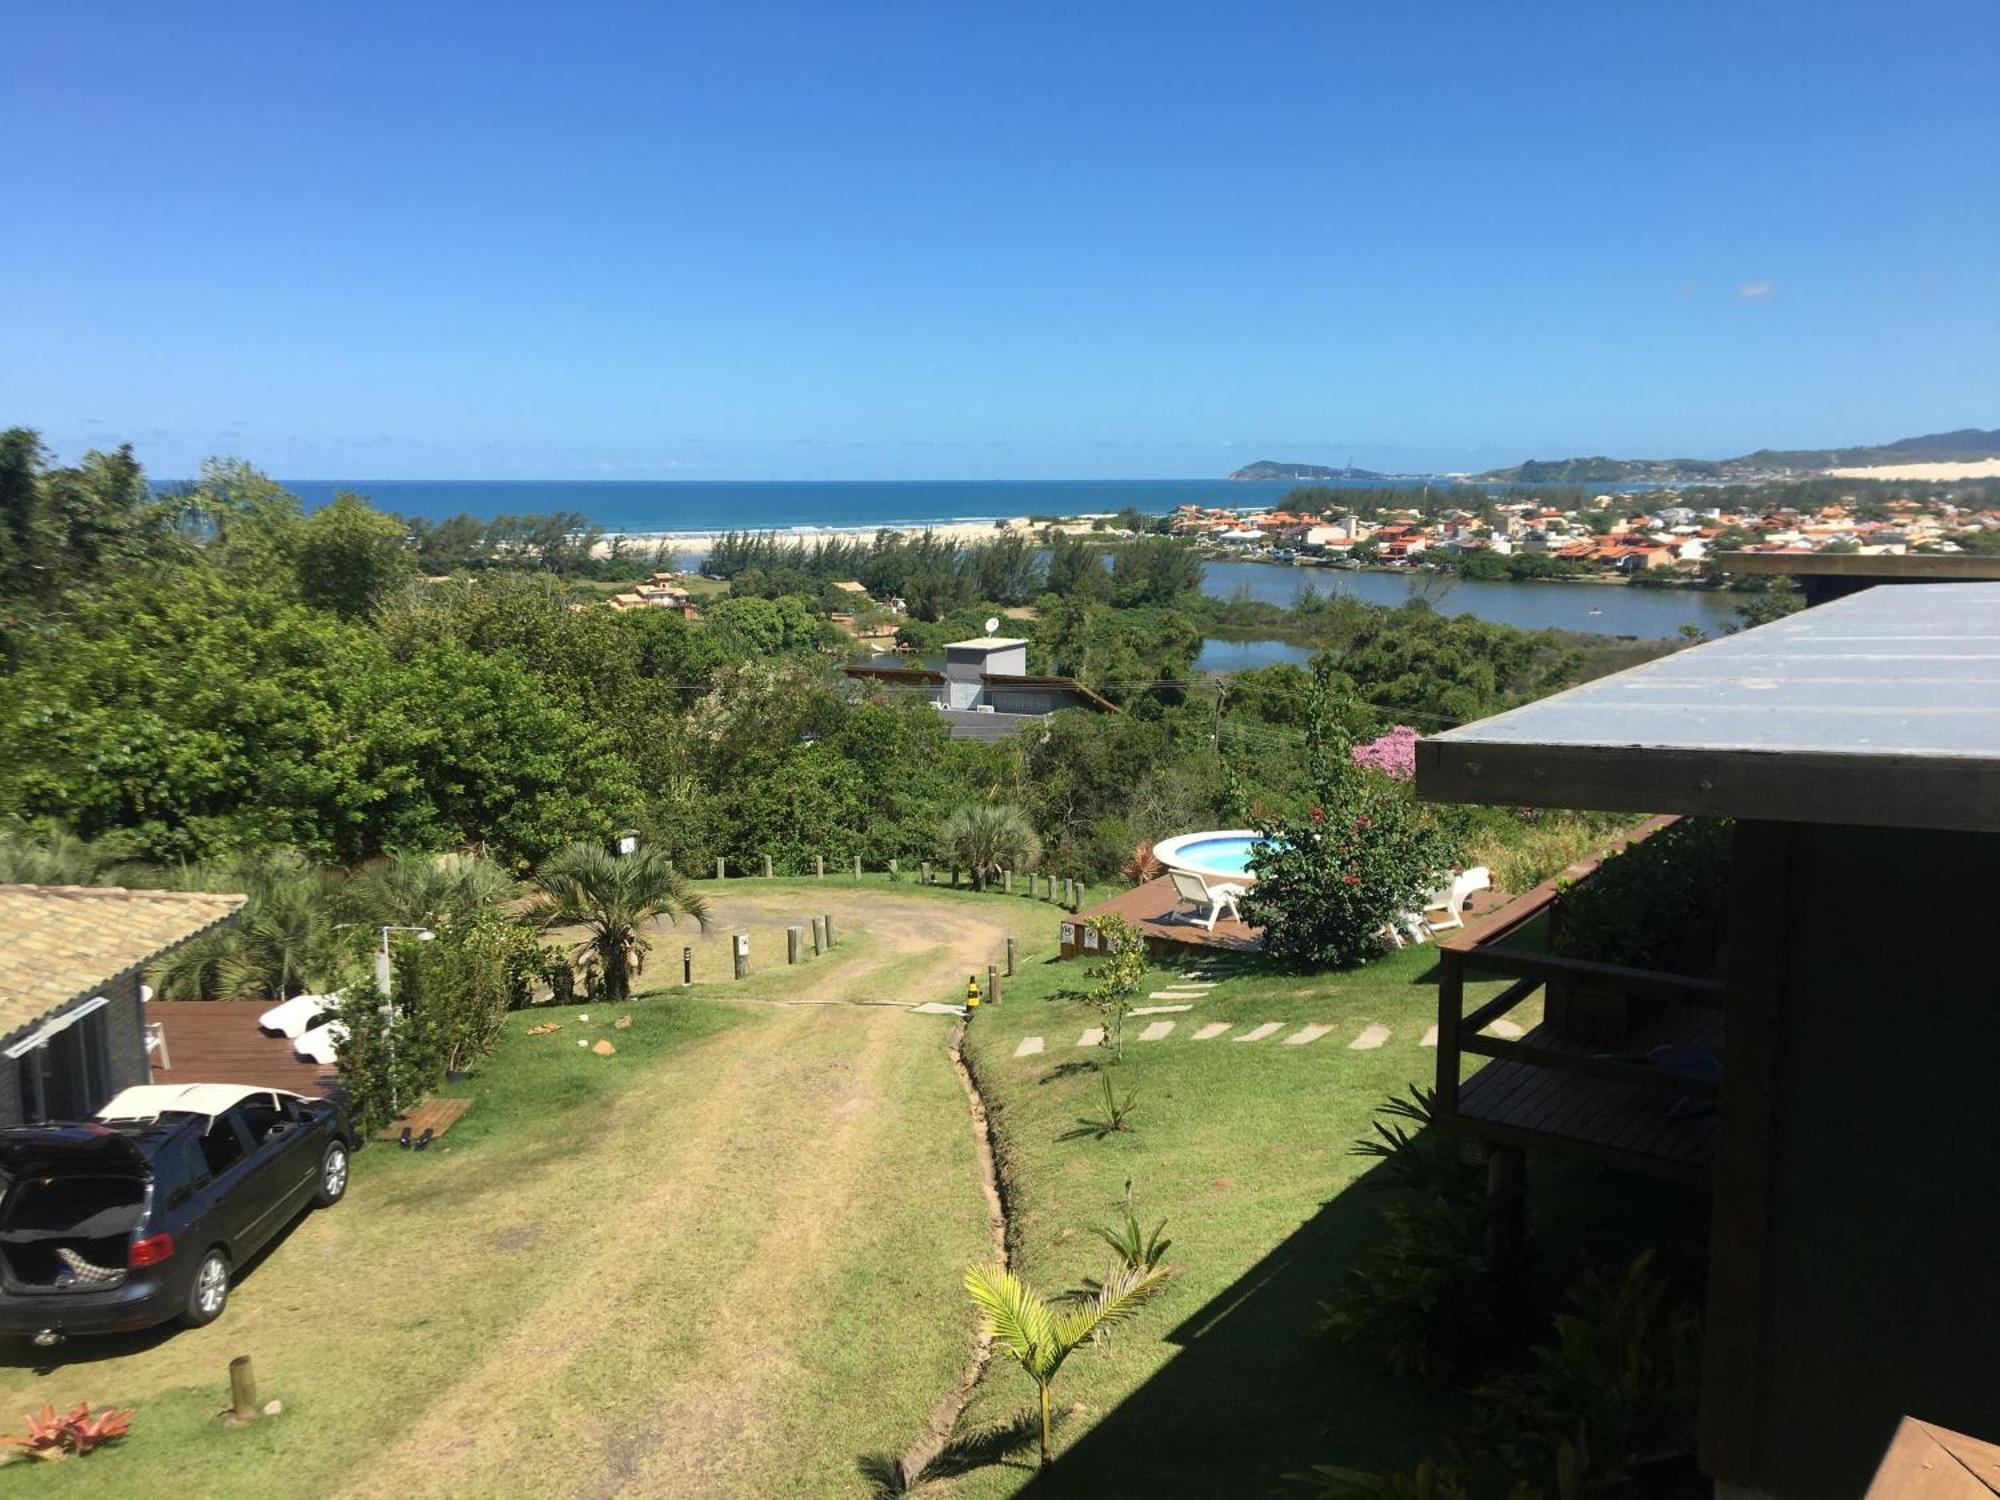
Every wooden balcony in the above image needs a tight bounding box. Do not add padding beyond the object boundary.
[1435,869,1725,1187]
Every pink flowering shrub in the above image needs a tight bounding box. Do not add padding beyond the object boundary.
[1351,726,1419,781]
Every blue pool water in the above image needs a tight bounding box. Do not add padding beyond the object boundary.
[1175,836,1262,876]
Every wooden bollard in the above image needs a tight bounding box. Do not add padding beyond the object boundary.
[763,854,774,878]
[787,926,803,965]
[921,861,932,886]
[1006,935,1016,976]
[226,1354,257,1426]
[732,933,750,979]
[811,916,825,956]
[1003,869,1013,895]
[853,854,862,879]
[987,964,1001,1006]
[889,857,899,879]
[715,857,726,881]
[815,854,824,879]
[824,913,837,948]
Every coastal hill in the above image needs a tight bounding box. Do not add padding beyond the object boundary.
[1476,427,2000,484]
[1227,459,1386,482]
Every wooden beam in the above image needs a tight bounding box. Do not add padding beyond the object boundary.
[1458,1033,1720,1098]
[1697,820,1794,1479]
[1417,740,2000,836]
[1453,944,1726,1008]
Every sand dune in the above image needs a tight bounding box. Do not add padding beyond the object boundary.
[1825,458,2000,481]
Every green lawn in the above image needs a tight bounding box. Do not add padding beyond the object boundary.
[935,940,1525,1495]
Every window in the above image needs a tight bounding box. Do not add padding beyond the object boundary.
[198,1115,249,1176]
[231,1095,286,1146]
[154,1133,212,1208]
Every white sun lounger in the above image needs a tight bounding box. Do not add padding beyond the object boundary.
[1168,869,1246,932]
[259,991,342,1039]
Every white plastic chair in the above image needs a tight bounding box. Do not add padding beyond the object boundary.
[1421,866,1492,935]
[144,1020,171,1071]
[1168,869,1247,932]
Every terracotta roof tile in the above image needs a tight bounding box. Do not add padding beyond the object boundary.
[0,885,246,1040]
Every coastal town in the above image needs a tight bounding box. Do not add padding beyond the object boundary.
[1168,486,2000,578]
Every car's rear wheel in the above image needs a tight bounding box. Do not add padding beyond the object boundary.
[183,1249,230,1327]
[313,1142,349,1207]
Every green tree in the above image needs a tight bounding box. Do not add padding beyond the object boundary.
[934,802,1041,890]
[1044,534,1112,603]
[1109,536,1203,606]
[964,1261,1172,1468]
[295,491,416,617]
[528,843,710,1002]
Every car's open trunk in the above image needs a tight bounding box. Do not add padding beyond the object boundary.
[0,1175,145,1286]
[0,1129,149,1289]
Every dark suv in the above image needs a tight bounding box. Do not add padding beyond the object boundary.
[0,1084,353,1346]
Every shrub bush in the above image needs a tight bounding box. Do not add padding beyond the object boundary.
[1552,819,1731,973]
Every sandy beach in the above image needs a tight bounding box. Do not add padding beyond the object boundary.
[1824,458,2000,481]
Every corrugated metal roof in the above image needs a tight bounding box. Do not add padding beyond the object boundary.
[1416,582,2000,831]
[0,885,246,1041]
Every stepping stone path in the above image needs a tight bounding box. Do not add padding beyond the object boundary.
[1076,1027,1105,1047]
[1421,1025,1439,1047]
[1349,1025,1390,1051]
[1013,1036,1045,1058]
[1486,1019,1525,1039]
[1283,1024,1334,1046]
[1234,1022,1284,1042]
[912,1002,966,1016]
[1131,1003,1192,1016]
[1148,991,1207,1000]
[1192,1022,1232,1040]
[1138,1020,1176,1042]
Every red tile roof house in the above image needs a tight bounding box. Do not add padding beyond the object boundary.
[0,885,244,1125]
[1416,579,2000,1497]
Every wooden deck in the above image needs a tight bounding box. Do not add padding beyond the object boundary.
[146,1001,340,1098]
[1069,875,1264,958]
[1069,874,1512,960]
[1455,1004,1722,1185]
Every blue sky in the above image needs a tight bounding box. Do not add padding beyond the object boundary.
[4,1,1995,480]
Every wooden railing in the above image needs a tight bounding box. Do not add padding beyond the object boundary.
[1434,832,1726,1123]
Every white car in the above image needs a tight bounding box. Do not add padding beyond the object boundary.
[258,991,341,1039]
[293,1018,349,1067]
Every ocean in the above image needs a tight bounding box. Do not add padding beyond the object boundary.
[277,477,1321,532]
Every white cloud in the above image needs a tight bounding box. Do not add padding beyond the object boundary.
[1737,279,1775,301]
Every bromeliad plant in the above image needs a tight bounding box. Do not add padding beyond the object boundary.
[1061,1072,1140,1141]
[964,1261,1172,1468]
[3,1402,133,1461]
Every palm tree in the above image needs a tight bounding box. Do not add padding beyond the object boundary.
[934,804,1041,892]
[345,850,518,931]
[528,843,708,1002]
[963,1260,1171,1467]
[149,849,345,999]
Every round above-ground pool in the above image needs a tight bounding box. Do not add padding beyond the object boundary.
[1152,829,1267,886]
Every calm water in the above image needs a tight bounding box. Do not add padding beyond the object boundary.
[1199,559,1738,638]
[1192,637,1316,673]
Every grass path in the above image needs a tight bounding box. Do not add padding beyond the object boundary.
[0,884,1027,1499]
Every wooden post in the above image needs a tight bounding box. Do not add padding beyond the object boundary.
[1436,947,1464,1116]
[853,854,862,879]
[889,857,899,879]
[227,1354,257,1425]
[1006,935,1016,976]
[682,946,693,986]
[763,854,774,879]
[824,913,837,948]
[1003,869,1013,895]
[987,963,1001,1006]
[811,916,825,956]
[921,861,932,886]
[715,857,726,881]
[815,854,824,879]
[732,933,749,980]
[1485,1145,1527,1272]
[787,926,803,965]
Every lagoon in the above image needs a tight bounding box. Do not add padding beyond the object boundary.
[1198,559,1738,639]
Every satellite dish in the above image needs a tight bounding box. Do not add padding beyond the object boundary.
[984,617,999,635]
